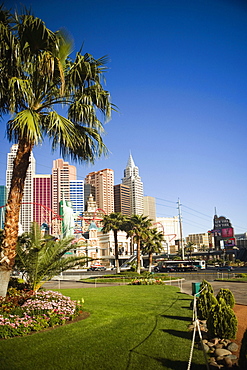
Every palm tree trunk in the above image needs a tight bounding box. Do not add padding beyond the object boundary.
[148,253,153,273]
[114,230,120,274]
[137,240,141,274]
[0,140,32,297]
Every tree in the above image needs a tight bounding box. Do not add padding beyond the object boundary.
[124,215,152,274]
[216,288,235,308]
[184,241,195,259]
[14,223,89,291]
[101,213,127,274]
[141,228,164,272]
[196,280,218,320]
[207,297,238,339]
[0,6,115,296]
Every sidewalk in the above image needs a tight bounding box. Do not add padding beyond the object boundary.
[180,279,247,306]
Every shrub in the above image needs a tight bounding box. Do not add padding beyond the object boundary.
[216,288,235,308]
[207,298,238,339]
[196,280,218,320]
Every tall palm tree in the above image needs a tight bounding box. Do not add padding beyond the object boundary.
[0,6,115,296]
[15,223,90,291]
[101,213,127,274]
[124,215,152,274]
[142,228,164,272]
[185,241,195,260]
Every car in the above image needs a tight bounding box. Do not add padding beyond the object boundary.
[218,266,234,272]
[87,266,106,271]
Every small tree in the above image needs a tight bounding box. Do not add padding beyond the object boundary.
[15,223,89,291]
[141,228,164,272]
[196,280,218,320]
[216,288,235,308]
[207,297,238,339]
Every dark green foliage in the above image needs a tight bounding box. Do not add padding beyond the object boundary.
[216,288,235,308]
[239,329,247,369]
[15,223,89,291]
[207,298,238,339]
[196,280,218,320]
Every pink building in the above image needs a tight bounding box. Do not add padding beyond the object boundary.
[33,175,52,228]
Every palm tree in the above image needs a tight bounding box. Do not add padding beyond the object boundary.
[101,213,127,274]
[142,228,164,272]
[0,7,115,296]
[15,223,90,291]
[124,215,152,274]
[185,241,195,259]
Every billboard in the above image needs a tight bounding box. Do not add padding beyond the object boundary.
[221,228,234,238]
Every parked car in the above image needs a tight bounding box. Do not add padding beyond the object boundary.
[87,266,106,271]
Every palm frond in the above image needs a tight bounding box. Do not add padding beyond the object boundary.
[7,109,42,144]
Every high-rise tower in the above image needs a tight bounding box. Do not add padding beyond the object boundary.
[52,159,76,216]
[85,168,114,215]
[70,179,84,216]
[6,144,36,232]
[122,154,144,215]
[114,184,131,215]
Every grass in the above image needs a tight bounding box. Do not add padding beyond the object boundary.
[0,285,206,370]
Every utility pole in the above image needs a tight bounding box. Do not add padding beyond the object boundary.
[177,198,184,260]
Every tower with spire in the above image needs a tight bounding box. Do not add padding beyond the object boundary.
[122,153,144,215]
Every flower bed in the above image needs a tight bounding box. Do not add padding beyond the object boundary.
[129,278,166,285]
[0,289,84,339]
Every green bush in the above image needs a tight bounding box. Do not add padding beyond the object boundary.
[216,288,235,308]
[236,273,247,278]
[207,298,238,339]
[196,280,218,320]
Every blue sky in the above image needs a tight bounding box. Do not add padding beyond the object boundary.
[1,0,247,236]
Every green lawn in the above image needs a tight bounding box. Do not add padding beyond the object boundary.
[0,285,206,370]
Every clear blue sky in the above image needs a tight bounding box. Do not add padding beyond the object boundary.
[1,0,247,237]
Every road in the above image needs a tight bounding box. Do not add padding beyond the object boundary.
[43,268,247,305]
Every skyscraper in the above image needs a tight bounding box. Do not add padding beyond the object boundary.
[114,184,131,215]
[33,174,52,229]
[6,144,36,232]
[52,159,76,216]
[85,168,114,215]
[0,185,7,229]
[70,180,84,216]
[122,154,144,215]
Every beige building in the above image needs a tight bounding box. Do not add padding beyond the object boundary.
[85,168,114,215]
[156,216,180,254]
[52,159,76,216]
[186,232,214,250]
[143,196,156,221]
